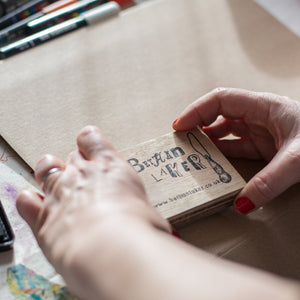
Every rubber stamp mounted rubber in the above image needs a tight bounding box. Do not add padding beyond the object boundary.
[121,127,246,226]
[0,201,14,251]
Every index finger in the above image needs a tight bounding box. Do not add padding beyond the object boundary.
[173,88,274,130]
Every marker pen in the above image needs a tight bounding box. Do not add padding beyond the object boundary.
[0,0,79,45]
[0,0,107,45]
[0,0,31,17]
[0,2,4,18]
[0,0,56,29]
[0,1,120,59]
[27,0,107,34]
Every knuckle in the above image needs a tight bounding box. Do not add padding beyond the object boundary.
[285,148,300,179]
[251,175,274,205]
[212,87,227,97]
[87,141,106,154]
[285,148,300,164]
[77,126,102,145]
[213,87,226,93]
[43,173,62,194]
[257,92,272,101]
[36,154,55,167]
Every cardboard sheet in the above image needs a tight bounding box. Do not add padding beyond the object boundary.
[0,0,300,282]
[1,0,300,168]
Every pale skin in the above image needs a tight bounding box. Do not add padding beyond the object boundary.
[17,88,300,300]
[173,88,300,212]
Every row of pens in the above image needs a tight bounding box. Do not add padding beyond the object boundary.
[0,0,149,58]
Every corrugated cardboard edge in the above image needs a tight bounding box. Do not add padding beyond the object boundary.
[170,190,242,227]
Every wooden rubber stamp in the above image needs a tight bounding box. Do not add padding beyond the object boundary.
[121,127,246,226]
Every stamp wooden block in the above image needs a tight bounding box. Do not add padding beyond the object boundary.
[121,127,246,226]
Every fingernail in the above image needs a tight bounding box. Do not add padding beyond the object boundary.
[172,118,178,126]
[234,197,255,214]
[172,230,181,239]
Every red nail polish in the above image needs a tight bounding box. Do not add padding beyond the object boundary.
[172,118,178,126]
[172,230,181,239]
[234,197,255,214]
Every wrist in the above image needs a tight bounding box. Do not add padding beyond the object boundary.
[64,217,165,300]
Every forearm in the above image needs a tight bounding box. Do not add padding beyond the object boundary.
[65,217,300,300]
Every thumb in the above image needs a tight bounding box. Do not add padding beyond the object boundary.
[234,145,300,214]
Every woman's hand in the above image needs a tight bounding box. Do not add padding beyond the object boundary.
[173,88,300,214]
[16,126,171,299]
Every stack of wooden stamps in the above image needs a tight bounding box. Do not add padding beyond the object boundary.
[121,127,246,226]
